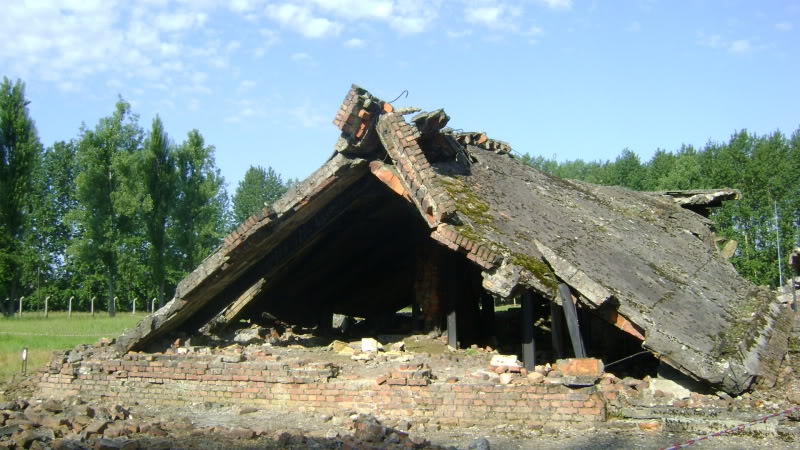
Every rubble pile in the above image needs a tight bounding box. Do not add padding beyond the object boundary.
[0,396,447,450]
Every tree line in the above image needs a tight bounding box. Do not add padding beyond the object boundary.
[0,77,292,316]
[520,128,800,288]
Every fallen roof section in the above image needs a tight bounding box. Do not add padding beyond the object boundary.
[652,189,742,217]
[117,85,793,395]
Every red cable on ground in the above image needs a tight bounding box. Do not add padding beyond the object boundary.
[660,405,800,449]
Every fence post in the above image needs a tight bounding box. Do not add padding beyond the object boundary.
[91,296,95,316]
[132,298,136,315]
[44,296,50,318]
[68,296,74,317]
[151,298,156,314]
[18,297,24,318]
[113,297,117,314]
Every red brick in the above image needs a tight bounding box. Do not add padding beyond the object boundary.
[556,358,604,377]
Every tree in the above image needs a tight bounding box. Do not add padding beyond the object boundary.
[607,148,645,190]
[0,77,42,315]
[142,116,175,308]
[71,98,143,316]
[517,127,800,288]
[28,140,81,309]
[643,149,676,190]
[656,145,704,190]
[232,166,287,225]
[171,130,228,275]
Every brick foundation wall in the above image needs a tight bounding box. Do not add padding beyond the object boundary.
[37,347,606,428]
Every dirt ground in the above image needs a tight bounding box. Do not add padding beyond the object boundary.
[124,400,793,449]
[2,322,800,449]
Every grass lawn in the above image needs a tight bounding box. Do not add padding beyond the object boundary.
[0,312,146,382]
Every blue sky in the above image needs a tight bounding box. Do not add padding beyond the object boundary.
[3,0,799,192]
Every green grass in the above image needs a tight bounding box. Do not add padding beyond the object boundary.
[0,312,146,382]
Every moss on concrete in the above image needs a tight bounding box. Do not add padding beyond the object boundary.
[510,252,559,292]
[441,177,557,294]
[715,289,771,358]
[440,177,494,226]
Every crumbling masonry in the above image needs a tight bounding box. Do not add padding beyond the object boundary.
[37,85,793,427]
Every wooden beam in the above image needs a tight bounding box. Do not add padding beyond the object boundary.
[559,283,586,358]
[550,300,565,359]
[521,291,535,370]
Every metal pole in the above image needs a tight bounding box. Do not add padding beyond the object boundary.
[91,296,95,316]
[151,298,156,313]
[21,348,28,375]
[44,296,50,318]
[521,291,535,370]
[68,296,74,317]
[132,298,136,315]
[18,296,24,318]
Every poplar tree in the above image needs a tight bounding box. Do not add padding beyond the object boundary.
[142,116,175,308]
[171,130,228,274]
[71,98,143,316]
[0,77,42,315]
[232,165,287,225]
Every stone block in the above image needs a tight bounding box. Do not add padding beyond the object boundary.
[556,358,604,378]
[490,354,521,369]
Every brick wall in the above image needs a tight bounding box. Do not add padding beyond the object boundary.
[37,347,606,428]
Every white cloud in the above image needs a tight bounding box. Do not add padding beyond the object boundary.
[191,72,208,84]
[775,22,793,32]
[466,6,503,26]
[523,25,544,44]
[58,80,80,93]
[447,29,473,39]
[154,11,208,32]
[225,98,267,124]
[697,32,724,48]
[238,80,257,90]
[262,0,437,36]
[536,0,572,10]
[226,41,242,52]
[464,2,522,28]
[159,42,181,56]
[626,21,642,32]
[729,39,751,53]
[310,0,394,20]
[289,101,329,129]
[252,28,280,58]
[230,0,265,12]
[161,61,184,72]
[0,1,225,93]
[186,71,212,94]
[266,3,343,38]
[344,38,366,48]
[290,52,313,62]
[697,32,759,54]
[524,26,544,36]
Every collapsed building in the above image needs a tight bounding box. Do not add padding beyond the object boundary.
[38,86,793,427]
